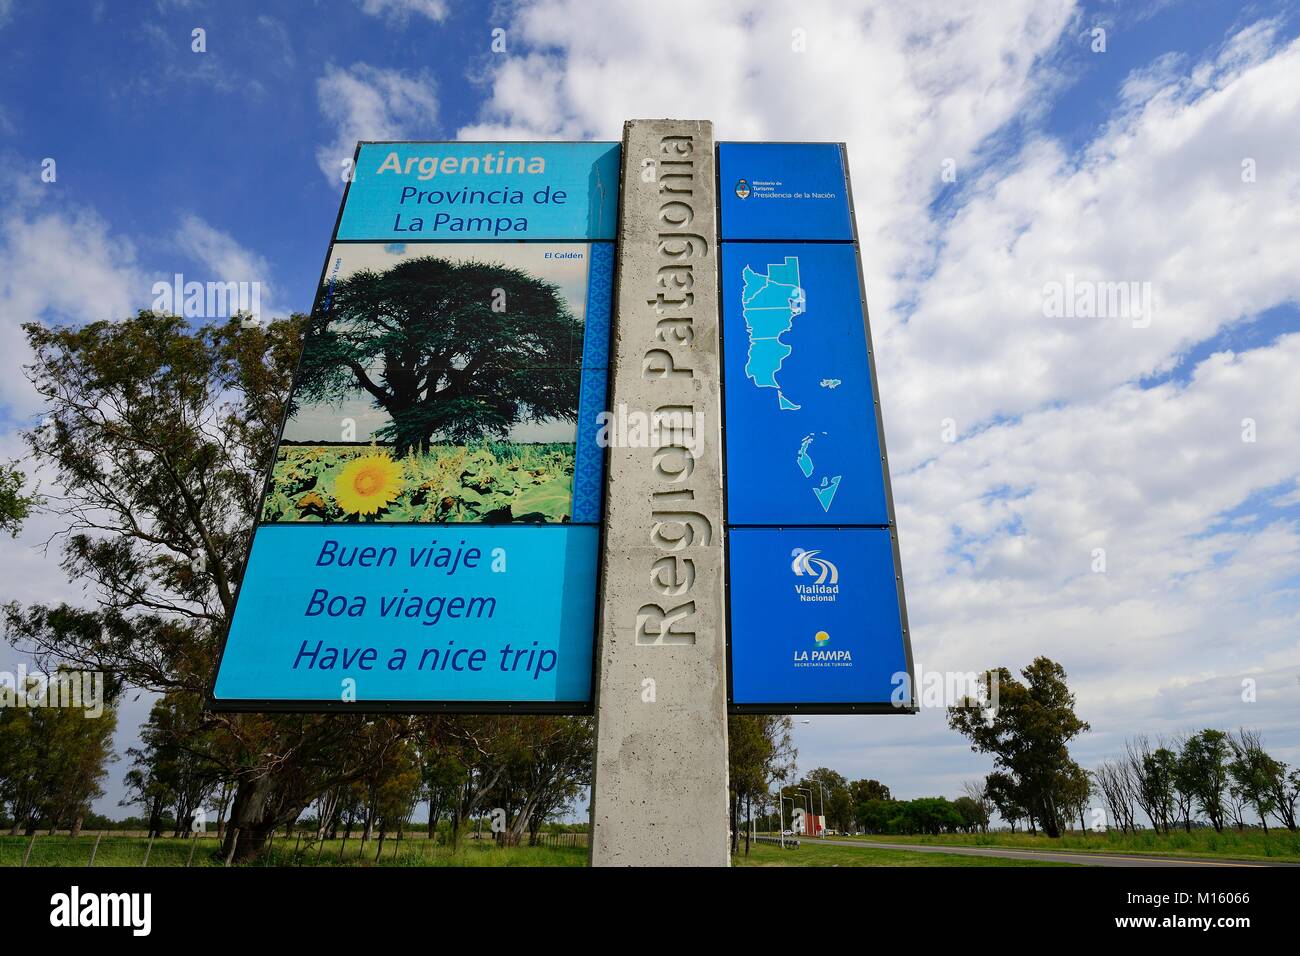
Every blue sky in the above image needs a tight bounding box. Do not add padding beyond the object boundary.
[1,0,1299,821]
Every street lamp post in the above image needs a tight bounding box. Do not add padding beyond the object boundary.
[780,795,796,849]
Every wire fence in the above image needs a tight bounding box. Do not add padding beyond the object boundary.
[1,828,589,867]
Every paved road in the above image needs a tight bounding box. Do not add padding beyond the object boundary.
[815,838,1293,867]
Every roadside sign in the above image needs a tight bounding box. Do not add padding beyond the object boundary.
[209,141,618,712]
[718,142,914,713]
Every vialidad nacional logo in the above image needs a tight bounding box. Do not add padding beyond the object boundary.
[791,547,840,603]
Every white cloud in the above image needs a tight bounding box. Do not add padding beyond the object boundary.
[172,213,278,316]
[469,3,1300,797]
[315,63,439,184]
[0,186,144,420]
[357,0,448,23]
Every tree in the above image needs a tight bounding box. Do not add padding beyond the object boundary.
[1170,732,1198,832]
[807,769,855,833]
[0,671,116,836]
[362,737,422,857]
[858,798,895,835]
[294,257,583,455]
[984,772,1028,832]
[952,796,987,833]
[1265,764,1299,832]
[1093,760,1136,833]
[1227,729,1278,833]
[0,696,40,834]
[1059,761,1092,833]
[7,313,412,861]
[0,463,38,536]
[728,715,795,854]
[961,780,994,834]
[889,797,962,835]
[1179,729,1231,832]
[949,657,1091,838]
[1126,738,1178,834]
[490,716,593,847]
[850,778,892,832]
[122,692,224,837]
[427,716,524,849]
[418,742,465,841]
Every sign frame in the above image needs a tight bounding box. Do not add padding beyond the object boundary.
[206,140,619,715]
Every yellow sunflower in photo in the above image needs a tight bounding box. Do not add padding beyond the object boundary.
[333,452,404,516]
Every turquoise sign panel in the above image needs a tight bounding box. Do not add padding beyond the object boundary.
[210,141,617,712]
[213,525,598,704]
[338,142,621,242]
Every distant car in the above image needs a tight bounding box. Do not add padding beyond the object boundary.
[782,829,794,836]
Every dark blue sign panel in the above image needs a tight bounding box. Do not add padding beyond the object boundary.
[210,142,616,713]
[728,528,908,708]
[720,141,912,713]
[721,242,889,526]
[718,142,854,241]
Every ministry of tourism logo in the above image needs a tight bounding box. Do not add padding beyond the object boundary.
[735,178,751,199]
[791,547,839,602]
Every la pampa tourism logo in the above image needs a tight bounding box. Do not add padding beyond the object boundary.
[791,547,839,603]
[794,627,853,669]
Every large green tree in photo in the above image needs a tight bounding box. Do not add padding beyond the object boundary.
[296,256,584,455]
[949,657,1091,838]
[6,313,412,862]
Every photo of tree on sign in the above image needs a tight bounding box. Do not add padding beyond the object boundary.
[263,243,596,525]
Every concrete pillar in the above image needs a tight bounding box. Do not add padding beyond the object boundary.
[589,119,730,866]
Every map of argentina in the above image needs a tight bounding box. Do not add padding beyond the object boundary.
[721,242,890,527]
[741,256,805,410]
[740,255,842,513]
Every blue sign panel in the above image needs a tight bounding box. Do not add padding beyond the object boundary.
[212,525,597,704]
[339,142,621,242]
[721,242,889,526]
[210,141,616,712]
[728,528,909,708]
[720,141,912,713]
[718,142,853,241]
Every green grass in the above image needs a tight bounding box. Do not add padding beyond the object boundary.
[0,834,587,868]
[840,828,1300,862]
[733,839,1073,867]
[2,835,227,867]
